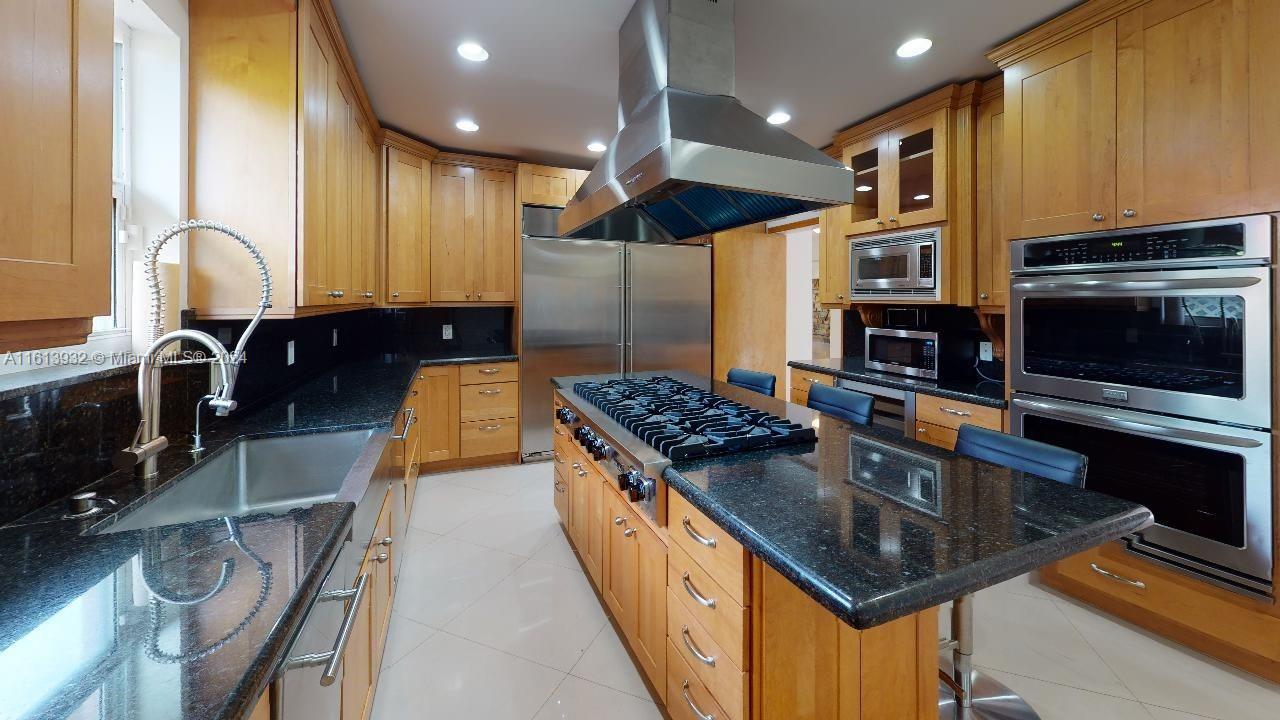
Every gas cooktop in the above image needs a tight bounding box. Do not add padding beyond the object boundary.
[571,376,816,460]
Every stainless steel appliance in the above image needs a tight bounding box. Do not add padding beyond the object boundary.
[560,0,852,241]
[554,372,816,524]
[1009,215,1275,596]
[521,207,711,461]
[1010,394,1272,596]
[1010,215,1272,428]
[865,329,942,379]
[849,227,939,299]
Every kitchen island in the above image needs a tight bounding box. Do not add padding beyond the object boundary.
[551,372,1152,719]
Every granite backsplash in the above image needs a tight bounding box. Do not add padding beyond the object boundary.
[0,307,514,526]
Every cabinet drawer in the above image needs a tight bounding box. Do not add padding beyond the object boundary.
[460,418,519,457]
[669,491,748,606]
[668,589,748,720]
[914,421,958,450]
[790,386,810,407]
[459,381,518,422]
[668,640,734,720]
[915,395,1002,432]
[668,543,747,670]
[790,369,834,393]
[459,361,518,385]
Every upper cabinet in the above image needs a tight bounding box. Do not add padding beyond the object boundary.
[190,0,379,318]
[975,83,1009,310]
[430,156,517,303]
[0,0,112,351]
[518,164,589,208]
[384,138,433,304]
[991,0,1280,238]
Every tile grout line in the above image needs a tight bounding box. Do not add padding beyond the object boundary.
[435,627,580,676]
[973,664,1149,706]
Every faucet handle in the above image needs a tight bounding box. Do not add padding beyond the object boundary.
[114,436,170,470]
[208,398,238,416]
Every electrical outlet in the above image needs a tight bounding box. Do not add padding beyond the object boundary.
[332,329,339,347]
[979,342,994,362]
[217,327,233,345]
[287,340,295,366]
[442,324,453,340]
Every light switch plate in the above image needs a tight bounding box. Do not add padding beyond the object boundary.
[287,340,295,366]
[442,324,453,340]
[979,342,994,362]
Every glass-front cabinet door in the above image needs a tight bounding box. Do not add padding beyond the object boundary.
[887,108,948,228]
[840,132,890,236]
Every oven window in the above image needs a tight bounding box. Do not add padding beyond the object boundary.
[869,335,931,369]
[857,254,908,281]
[1022,295,1244,397]
[1022,415,1246,548]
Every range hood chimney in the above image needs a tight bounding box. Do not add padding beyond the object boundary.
[559,0,854,241]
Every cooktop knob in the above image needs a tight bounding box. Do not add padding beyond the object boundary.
[626,472,651,503]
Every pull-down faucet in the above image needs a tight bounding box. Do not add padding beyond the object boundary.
[116,221,272,479]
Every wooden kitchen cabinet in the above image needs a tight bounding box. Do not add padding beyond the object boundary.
[431,158,518,303]
[568,450,591,552]
[817,207,851,306]
[838,133,889,236]
[833,107,949,234]
[342,489,394,720]
[518,163,589,207]
[384,143,433,304]
[975,83,1009,309]
[912,395,1004,451]
[634,518,668,701]
[603,489,640,634]
[415,365,460,463]
[0,0,112,351]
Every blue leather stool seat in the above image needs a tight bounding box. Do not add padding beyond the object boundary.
[806,383,875,427]
[954,424,1087,487]
[726,368,777,397]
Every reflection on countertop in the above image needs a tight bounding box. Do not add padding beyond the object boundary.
[789,356,1007,408]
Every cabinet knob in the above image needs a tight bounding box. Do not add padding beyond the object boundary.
[1123,209,1137,218]
[364,291,374,298]
[836,294,844,300]
[391,292,400,298]
[380,537,393,546]
[375,553,389,564]
[1092,213,1106,222]
[979,292,989,300]
[876,219,885,225]
[888,217,897,223]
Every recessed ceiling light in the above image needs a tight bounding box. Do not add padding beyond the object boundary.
[766,111,791,125]
[455,119,479,132]
[587,141,607,153]
[457,42,489,62]
[855,185,873,192]
[896,38,932,58]
[914,193,931,200]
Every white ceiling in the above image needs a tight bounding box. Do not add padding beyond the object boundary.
[330,0,1079,169]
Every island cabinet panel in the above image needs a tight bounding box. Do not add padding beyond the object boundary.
[669,490,749,607]
[753,561,939,719]
[385,147,431,304]
[586,475,605,588]
[603,488,640,635]
[0,0,111,347]
[1114,0,1280,226]
[1003,23,1117,239]
[567,446,591,552]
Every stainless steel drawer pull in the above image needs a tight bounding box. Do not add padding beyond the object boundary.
[681,625,716,667]
[939,407,972,417]
[478,424,502,432]
[478,389,503,395]
[1089,563,1146,589]
[681,681,715,720]
[682,516,718,548]
[553,452,565,464]
[577,469,589,478]
[391,407,415,440]
[623,528,637,537]
[614,516,626,526]
[479,368,501,375]
[572,462,583,469]
[681,572,717,609]
[284,572,369,686]
[380,537,393,547]
[375,553,389,564]
[554,480,566,493]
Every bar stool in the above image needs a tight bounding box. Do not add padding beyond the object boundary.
[940,424,1088,720]
[806,383,875,426]
[726,368,776,397]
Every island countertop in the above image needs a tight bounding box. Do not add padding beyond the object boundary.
[788,356,1008,408]
[557,373,1151,630]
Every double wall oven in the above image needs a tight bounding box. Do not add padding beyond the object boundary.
[1009,215,1275,596]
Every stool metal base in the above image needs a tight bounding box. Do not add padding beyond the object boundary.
[938,657,1042,720]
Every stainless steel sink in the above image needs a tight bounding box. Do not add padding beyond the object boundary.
[97,429,374,534]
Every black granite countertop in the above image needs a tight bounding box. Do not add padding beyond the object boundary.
[0,350,516,720]
[789,357,1008,408]
[644,378,1151,629]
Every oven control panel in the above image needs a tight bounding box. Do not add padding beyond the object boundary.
[1020,222,1248,268]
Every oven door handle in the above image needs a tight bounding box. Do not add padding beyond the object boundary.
[1011,276,1261,293]
[1011,398,1263,449]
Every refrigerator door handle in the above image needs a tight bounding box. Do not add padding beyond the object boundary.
[626,248,635,373]
[618,249,626,374]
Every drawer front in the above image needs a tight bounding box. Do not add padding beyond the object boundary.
[914,421,958,450]
[668,543,747,670]
[460,381,519,422]
[915,394,1003,432]
[459,361,519,385]
[790,369,834,393]
[553,470,569,526]
[460,418,519,457]
[790,386,810,407]
[667,640,734,720]
[669,491,748,606]
[668,588,747,720]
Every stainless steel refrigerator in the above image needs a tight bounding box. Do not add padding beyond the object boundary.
[520,206,711,460]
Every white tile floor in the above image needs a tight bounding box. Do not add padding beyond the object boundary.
[372,462,1280,720]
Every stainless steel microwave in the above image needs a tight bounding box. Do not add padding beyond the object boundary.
[865,329,940,379]
[850,227,939,299]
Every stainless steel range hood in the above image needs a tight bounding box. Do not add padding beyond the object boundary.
[559,0,853,241]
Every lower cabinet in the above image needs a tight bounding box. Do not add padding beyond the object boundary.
[911,395,1004,451]
[341,488,396,720]
[789,369,833,407]
[414,361,520,465]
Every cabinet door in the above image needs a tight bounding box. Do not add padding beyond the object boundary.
[473,169,517,302]
[1005,22,1117,238]
[431,163,475,301]
[0,0,111,341]
[362,135,379,302]
[840,133,890,235]
[976,95,1009,308]
[603,490,638,636]
[325,74,351,305]
[416,365,459,463]
[553,465,570,527]
[817,208,850,305]
[299,4,333,307]
[586,476,605,588]
[347,114,364,306]
[385,148,429,303]
[568,457,589,552]
[519,163,580,207]
[1116,0,1280,226]
[634,520,668,700]
[340,563,374,720]
[888,108,949,228]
